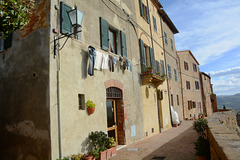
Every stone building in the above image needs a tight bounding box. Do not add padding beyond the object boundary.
[177,50,203,120]
[0,0,147,159]
[200,72,214,117]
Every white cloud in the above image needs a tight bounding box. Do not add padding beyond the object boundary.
[167,0,240,65]
[209,67,240,95]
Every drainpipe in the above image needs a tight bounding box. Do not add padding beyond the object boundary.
[56,0,63,158]
[146,0,162,133]
[159,12,173,126]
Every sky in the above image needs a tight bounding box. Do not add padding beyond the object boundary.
[160,0,240,95]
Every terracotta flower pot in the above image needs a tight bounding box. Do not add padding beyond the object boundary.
[87,107,95,115]
[173,124,178,127]
[81,154,94,160]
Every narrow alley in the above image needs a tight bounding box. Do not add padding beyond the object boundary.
[111,121,198,160]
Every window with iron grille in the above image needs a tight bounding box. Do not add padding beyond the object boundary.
[106,87,122,99]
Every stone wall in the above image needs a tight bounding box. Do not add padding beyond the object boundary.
[207,111,240,160]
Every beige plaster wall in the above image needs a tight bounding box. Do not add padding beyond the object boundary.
[50,0,145,159]
[178,50,203,119]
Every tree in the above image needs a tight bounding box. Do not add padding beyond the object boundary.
[223,105,226,110]
[0,0,34,38]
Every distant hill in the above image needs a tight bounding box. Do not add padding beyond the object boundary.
[217,93,240,111]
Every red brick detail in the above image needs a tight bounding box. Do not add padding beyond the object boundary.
[104,80,123,90]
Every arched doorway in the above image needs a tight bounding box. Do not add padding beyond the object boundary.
[106,87,125,145]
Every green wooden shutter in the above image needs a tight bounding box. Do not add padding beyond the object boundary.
[139,0,144,17]
[146,6,149,23]
[153,16,157,31]
[164,32,168,45]
[0,35,3,51]
[139,39,146,73]
[174,69,177,82]
[168,65,172,79]
[100,17,109,51]
[149,47,155,69]
[60,2,72,35]
[4,32,12,49]
[120,31,127,58]
[156,61,160,73]
[160,60,165,75]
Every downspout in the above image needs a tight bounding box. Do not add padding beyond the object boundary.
[159,12,173,126]
[146,0,161,133]
[177,53,185,120]
[56,0,63,158]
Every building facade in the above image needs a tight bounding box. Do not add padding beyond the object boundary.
[178,50,203,120]
[200,72,214,117]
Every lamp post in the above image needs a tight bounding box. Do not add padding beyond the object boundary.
[54,5,84,58]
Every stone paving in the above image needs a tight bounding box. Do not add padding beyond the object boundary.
[110,121,198,160]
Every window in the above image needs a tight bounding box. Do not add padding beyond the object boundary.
[177,95,179,105]
[139,0,149,23]
[170,38,173,51]
[193,101,196,108]
[193,63,197,72]
[171,94,174,106]
[188,101,192,110]
[174,69,177,82]
[160,60,165,76]
[0,34,3,52]
[100,17,127,57]
[164,32,168,45]
[153,16,157,31]
[186,81,190,90]
[195,81,200,90]
[78,94,85,110]
[168,65,172,79]
[139,39,155,73]
[184,61,189,70]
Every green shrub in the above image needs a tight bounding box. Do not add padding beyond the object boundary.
[193,118,208,137]
[194,136,210,156]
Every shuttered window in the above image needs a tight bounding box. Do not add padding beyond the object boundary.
[139,0,144,16]
[120,31,127,58]
[153,16,157,31]
[160,60,165,76]
[149,47,155,69]
[174,69,177,82]
[139,39,146,73]
[170,38,173,51]
[60,2,73,35]
[0,35,3,52]
[100,17,109,51]
[156,61,160,74]
[145,6,149,23]
[140,0,149,23]
[168,65,171,79]
[164,32,168,45]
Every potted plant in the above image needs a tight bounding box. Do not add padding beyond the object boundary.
[146,66,153,74]
[88,131,116,160]
[70,153,81,160]
[81,153,94,160]
[193,118,210,160]
[194,136,210,160]
[86,100,95,115]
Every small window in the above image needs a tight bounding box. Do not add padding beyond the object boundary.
[193,101,196,108]
[184,61,189,70]
[139,0,149,23]
[153,16,157,31]
[177,95,179,105]
[195,81,200,90]
[168,65,171,79]
[193,63,197,72]
[164,32,168,45]
[170,38,173,51]
[78,94,85,110]
[186,81,190,90]
[170,94,173,106]
[174,69,177,82]
[188,101,192,110]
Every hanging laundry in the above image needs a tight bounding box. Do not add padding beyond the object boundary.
[108,55,114,72]
[123,59,127,70]
[94,50,103,70]
[128,60,132,72]
[102,53,109,70]
[113,57,117,65]
[88,46,96,76]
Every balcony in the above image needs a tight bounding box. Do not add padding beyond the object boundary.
[140,70,165,88]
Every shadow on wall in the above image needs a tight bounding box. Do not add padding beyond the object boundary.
[80,49,88,79]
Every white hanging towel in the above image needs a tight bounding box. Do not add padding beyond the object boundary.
[101,53,109,70]
[94,50,103,70]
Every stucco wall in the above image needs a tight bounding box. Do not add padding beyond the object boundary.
[178,50,203,120]
[0,1,51,159]
[49,0,145,158]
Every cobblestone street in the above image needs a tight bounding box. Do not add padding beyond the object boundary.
[111,121,198,160]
